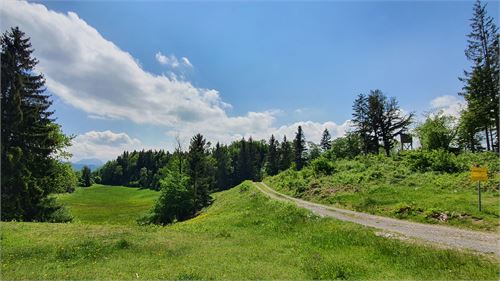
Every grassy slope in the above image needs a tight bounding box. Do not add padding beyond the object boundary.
[56,184,159,225]
[265,155,500,231]
[1,183,498,280]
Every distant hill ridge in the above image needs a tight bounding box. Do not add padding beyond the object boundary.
[71,158,104,171]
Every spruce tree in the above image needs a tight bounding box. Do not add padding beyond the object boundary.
[1,27,71,221]
[266,135,279,176]
[320,128,332,151]
[187,134,212,210]
[279,136,293,171]
[460,0,499,151]
[293,126,307,170]
[213,142,232,191]
[81,166,92,187]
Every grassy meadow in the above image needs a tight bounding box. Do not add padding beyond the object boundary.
[1,182,498,280]
[265,153,500,231]
[56,184,159,225]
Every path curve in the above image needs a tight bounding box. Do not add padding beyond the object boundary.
[253,182,499,256]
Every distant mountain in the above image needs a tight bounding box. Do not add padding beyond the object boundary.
[71,158,104,171]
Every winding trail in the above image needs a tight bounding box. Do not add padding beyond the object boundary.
[253,181,499,256]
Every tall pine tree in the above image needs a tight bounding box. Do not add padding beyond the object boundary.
[293,126,307,170]
[460,0,499,151]
[213,142,232,191]
[266,135,279,176]
[320,128,332,151]
[1,27,71,221]
[187,134,212,210]
[279,136,293,171]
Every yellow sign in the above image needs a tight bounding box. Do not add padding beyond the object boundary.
[470,167,488,181]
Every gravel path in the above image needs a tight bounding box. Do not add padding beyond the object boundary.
[254,182,499,256]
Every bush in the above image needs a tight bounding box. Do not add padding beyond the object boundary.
[403,150,459,173]
[148,168,194,225]
[36,197,73,223]
[311,157,335,176]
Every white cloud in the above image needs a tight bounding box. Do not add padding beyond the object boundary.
[69,131,143,162]
[155,52,179,68]
[430,95,465,118]
[1,1,353,160]
[181,57,193,68]
[155,52,192,68]
[273,120,351,143]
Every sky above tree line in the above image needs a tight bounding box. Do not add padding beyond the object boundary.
[1,0,498,162]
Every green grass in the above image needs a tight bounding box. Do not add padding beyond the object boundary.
[1,182,498,280]
[265,154,500,231]
[56,184,159,225]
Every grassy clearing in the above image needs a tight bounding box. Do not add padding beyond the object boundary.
[265,153,500,231]
[1,182,498,280]
[56,184,159,225]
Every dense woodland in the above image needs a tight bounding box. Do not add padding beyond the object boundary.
[1,0,498,224]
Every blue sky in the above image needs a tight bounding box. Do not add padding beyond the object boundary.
[2,1,498,161]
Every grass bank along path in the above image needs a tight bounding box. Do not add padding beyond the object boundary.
[254,182,499,256]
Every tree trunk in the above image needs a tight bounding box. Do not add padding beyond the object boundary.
[485,127,491,151]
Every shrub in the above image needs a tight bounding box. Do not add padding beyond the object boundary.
[311,157,335,176]
[403,150,459,173]
[148,168,194,225]
[36,197,73,223]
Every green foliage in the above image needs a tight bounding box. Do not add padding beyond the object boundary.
[48,162,78,193]
[311,157,335,176]
[351,90,414,156]
[293,126,307,170]
[416,113,457,151]
[265,135,280,176]
[1,27,72,221]
[460,0,499,151]
[319,128,332,151]
[403,150,460,173]
[187,134,213,210]
[36,197,73,223]
[326,132,363,159]
[80,165,93,187]
[149,167,193,225]
[266,151,499,231]
[2,183,498,280]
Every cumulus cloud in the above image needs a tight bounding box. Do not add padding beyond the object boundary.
[69,131,143,161]
[2,1,353,160]
[430,95,465,118]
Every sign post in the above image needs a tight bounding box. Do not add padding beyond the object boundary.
[470,166,488,212]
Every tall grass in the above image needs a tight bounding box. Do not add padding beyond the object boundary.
[1,182,498,280]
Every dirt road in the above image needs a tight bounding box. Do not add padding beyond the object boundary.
[253,182,499,256]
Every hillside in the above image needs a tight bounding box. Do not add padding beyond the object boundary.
[1,183,498,280]
[265,151,500,231]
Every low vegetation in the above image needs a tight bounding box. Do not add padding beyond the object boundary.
[56,185,158,225]
[2,183,498,280]
[265,151,499,231]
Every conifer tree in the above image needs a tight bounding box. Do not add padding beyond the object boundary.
[279,136,293,171]
[187,134,212,210]
[266,135,279,176]
[81,166,93,187]
[293,126,307,170]
[213,142,232,191]
[320,128,332,151]
[1,27,71,221]
[352,90,413,156]
[460,0,499,151]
